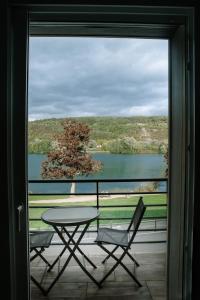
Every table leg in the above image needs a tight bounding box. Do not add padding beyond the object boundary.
[47,226,79,272]
[45,223,100,295]
[63,227,97,269]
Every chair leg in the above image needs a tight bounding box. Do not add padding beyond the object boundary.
[98,244,142,287]
[34,248,52,267]
[101,245,119,264]
[121,246,140,267]
[30,247,46,262]
[101,245,139,267]
[31,275,46,295]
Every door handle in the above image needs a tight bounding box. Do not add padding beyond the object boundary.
[17,204,24,232]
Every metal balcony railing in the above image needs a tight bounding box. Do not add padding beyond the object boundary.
[29,178,168,245]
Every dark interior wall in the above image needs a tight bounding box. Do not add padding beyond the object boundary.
[2,1,200,300]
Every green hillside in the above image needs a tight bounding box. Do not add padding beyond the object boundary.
[28,116,168,154]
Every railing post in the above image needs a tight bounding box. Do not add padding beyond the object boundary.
[96,181,99,231]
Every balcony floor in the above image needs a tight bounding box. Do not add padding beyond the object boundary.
[31,245,166,300]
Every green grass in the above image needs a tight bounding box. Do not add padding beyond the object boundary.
[29,194,166,204]
[29,194,167,229]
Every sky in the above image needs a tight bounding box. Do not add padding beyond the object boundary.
[28,37,168,121]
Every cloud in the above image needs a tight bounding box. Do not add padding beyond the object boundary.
[28,37,168,120]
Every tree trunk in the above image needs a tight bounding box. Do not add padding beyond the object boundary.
[70,180,76,195]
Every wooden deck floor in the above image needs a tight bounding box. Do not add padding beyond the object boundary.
[30,246,166,300]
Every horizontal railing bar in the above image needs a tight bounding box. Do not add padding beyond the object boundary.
[30,228,166,234]
[100,204,167,207]
[28,192,167,196]
[29,216,167,221]
[99,217,167,220]
[29,204,167,208]
[48,241,167,245]
[29,178,167,183]
[30,229,167,234]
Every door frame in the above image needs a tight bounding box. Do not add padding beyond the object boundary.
[7,4,195,300]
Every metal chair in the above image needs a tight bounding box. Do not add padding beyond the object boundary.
[95,197,146,287]
[30,231,54,294]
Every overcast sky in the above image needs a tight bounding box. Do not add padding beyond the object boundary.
[28,37,168,121]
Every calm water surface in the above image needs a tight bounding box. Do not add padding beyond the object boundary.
[28,153,166,194]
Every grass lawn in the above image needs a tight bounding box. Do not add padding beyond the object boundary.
[29,194,167,230]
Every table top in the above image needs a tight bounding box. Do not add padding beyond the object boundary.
[41,206,99,226]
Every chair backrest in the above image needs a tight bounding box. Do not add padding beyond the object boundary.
[127,196,143,232]
[127,197,146,245]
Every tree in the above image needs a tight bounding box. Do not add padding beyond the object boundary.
[108,137,137,154]
[41,120,103,194]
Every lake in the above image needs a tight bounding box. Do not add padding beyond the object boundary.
[28,153,167,194]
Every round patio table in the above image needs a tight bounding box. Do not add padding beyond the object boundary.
[41,206,100,295]
[42,206,99,226]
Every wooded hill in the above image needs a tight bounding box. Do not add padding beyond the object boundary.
[28,116,168,154]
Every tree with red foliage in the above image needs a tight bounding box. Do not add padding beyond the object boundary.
[41,120,102,194]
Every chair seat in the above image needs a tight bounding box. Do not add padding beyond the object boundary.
[95,228,129,247]
[30,231,54,249]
